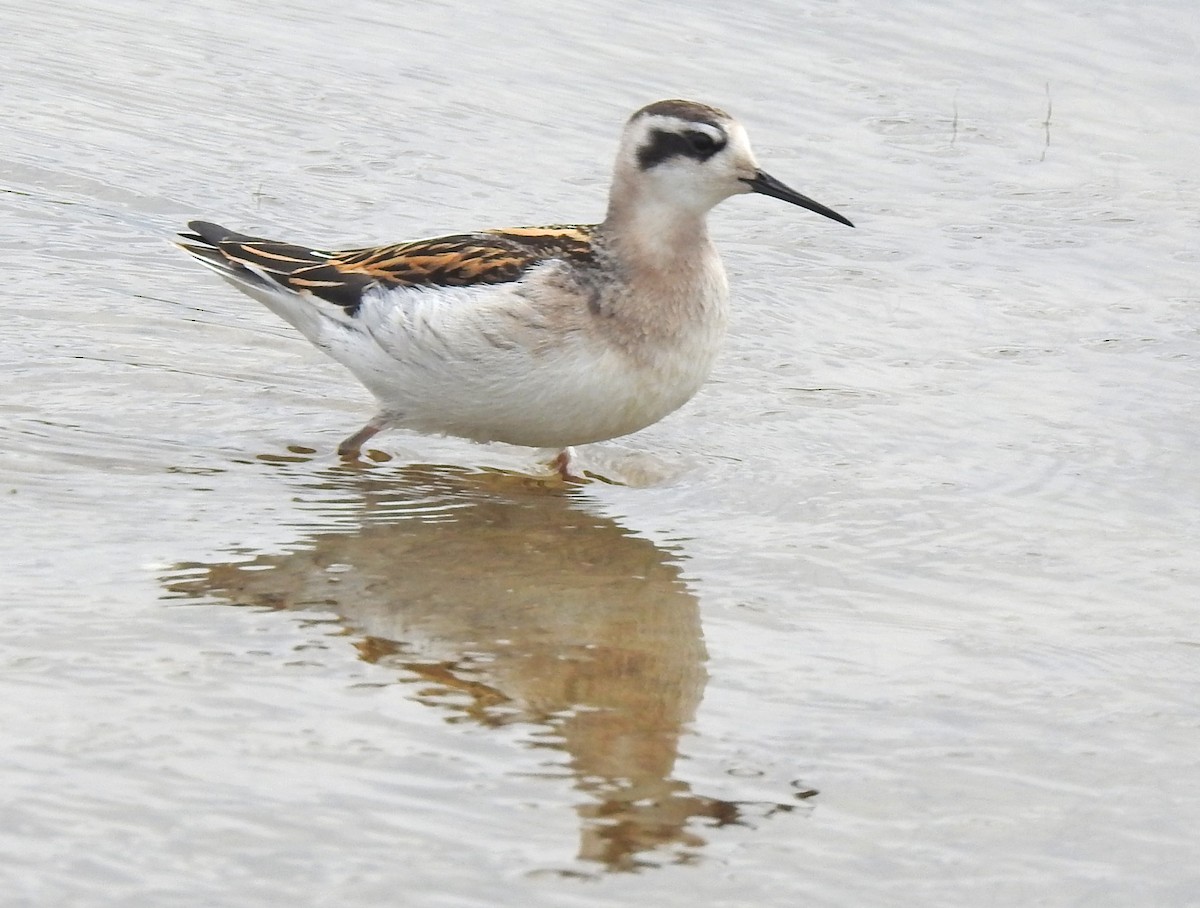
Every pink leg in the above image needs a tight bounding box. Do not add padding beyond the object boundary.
[337,417,386,458]
[548,447,584,481]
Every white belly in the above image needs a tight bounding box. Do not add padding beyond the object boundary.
[319,276,728,448]
[423,336,718,447]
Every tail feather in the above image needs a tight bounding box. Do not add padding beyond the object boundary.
[184,220,264,247]
[175,220,356,335]
[177,221,330,276]
[176,221,275,290]
[177,219,350,304]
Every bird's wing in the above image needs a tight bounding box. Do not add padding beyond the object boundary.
[178,221,597,315]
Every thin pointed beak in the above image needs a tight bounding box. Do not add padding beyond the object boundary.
[742,169,854,228]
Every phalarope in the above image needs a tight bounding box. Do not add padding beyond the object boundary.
[177,99,852,475]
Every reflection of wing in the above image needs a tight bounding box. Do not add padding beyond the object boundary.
[163,466,793,871]
[177,221,597,315]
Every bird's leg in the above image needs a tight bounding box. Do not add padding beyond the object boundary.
[548,446,584,481]
[337,416,387,459]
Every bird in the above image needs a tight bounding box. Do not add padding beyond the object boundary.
[176,99,853,478]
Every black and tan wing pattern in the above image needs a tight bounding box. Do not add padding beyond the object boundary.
[178,221,597,316]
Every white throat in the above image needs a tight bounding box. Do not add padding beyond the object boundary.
[602,173,717,265]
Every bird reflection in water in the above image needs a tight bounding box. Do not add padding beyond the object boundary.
[165,463,804,871]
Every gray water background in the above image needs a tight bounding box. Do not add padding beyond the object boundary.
[2,0,1198,904]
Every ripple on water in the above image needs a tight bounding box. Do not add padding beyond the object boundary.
[4,0,1200,902]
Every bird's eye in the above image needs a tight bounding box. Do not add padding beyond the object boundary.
[685,130,718,154]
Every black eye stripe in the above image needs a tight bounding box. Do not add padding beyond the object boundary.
[636,127,726,170]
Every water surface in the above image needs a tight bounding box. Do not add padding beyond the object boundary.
[2,0,1198,904]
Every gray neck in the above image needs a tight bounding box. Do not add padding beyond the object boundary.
[591,176,728,352]
[600,175,716,272]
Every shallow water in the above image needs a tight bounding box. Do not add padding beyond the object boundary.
[3,0,1199,904]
